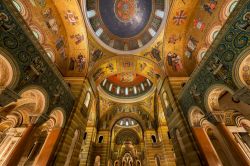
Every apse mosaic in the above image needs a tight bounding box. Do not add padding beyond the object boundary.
[84,0,167,53]
[100,74,153,99]
[90,56,163,86]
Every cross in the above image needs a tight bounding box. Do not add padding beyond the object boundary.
[173,10,187,25]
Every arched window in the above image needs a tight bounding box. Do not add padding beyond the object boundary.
[65,130,80,165]
[98,136,103,143]
[163,92,169,108]
[197,48,207,62]
[45,48,55,62]
[84,92,91,108]
[12,0,27,18]
[12,0,22,12]
[154,155,161,166]
[151,135,157,143]
[208,26,221,45]
[30,26,44,44]
[94,155,100,166]
[225,0,238,18]
[176,129,186,154]
[83,132,87,140]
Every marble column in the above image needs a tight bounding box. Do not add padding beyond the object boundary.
[5,125,34,166]
[192,127,223,166]
[216,123,250,166]
[33,127,62,166]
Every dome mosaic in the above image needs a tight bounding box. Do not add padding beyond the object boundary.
[99,73,153,100]
[84,0,167,54]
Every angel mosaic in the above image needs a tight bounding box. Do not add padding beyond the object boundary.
[185,36,199,58]
[203,0,217,15]
[42,8,59,34]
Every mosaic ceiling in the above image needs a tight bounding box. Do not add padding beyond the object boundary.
[11,0,239,103]
[84,0,166,53]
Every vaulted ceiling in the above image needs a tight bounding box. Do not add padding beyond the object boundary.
[12,0,238,109]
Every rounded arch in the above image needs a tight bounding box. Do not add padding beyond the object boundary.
[44,46,56,63]
[0,111,23,132]
[114,128,141,145]
[197,47,208,63]
[11,0,30,20]
[204,84,234,112]
[108,113,148,132]
[233,47,250,88]
[65,129,81,165]
[154,154,161,166]
[235,115,250,131]
[17,86,49,116]
[207,25,222,45]
[188,106,205,127]
[0,49,19,88]
[30,24,45,44]
[84,91,91,108]
[162,91,169,108]
[49,108,66,128]
[220,0,239,21]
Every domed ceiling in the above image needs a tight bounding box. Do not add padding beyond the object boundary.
[84,0,166,53]
[11,0,238,99]
[100,73,153,99]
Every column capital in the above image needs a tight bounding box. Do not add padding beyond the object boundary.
[204,111,225,125]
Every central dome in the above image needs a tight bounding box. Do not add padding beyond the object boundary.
[84,0,167,54]
[99,0,152,38]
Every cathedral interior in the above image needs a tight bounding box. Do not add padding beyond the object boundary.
[1,0,250,165]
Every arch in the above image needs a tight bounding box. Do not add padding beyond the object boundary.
[162,92,169,108]
[84,91,91,108]
[17,86,49,116]
[0,50,19,88]
[114,129,141,145]
[197,47,208,63]
[233,48,250,87]
[151,135,157,143]
[98,135,103,143]
[107,112,149,131]
[64,129,80,166]
[154,154,161,166]
[94,155,101,166]
[11,0,30,20]
[235,115,250,132]
[30,25,45,44]
[188,106,205,127]
[175,128,186,153]
[206,127,232,166]
[220,0,239,21]
[207,25,222,45]
[48,108,66,128]
[44,47,56,62]
[0,111,23,132]
[114,160,119,166]
[204,84,234,112]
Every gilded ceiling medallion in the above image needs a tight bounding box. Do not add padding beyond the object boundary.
[114,0,137,23]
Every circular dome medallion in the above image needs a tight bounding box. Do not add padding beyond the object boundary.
[114,0,137,23]
[84,0,167,54]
